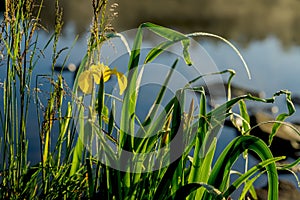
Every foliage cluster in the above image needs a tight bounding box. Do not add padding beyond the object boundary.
[0,0,299,199]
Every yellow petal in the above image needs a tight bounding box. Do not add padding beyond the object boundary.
[89,64,99,72]
[90,63,111,83]
[103,66,111,82]
[91,72,101,84]
[115,71,127,95]
[90,64,101,84]
[99,63,112,82]
[78,71,93,94]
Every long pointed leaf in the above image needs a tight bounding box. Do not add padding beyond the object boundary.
[142,22,192,65]
[270,90,295,144]
[204,135,280,200]
[168,183,225,200]
[223,156,284,199]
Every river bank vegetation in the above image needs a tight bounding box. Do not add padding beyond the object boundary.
[0,0,299,199]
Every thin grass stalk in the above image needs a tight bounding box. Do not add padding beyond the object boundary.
[1,0,45,196]
[70,101,85,176]
[119,27,143,194]
[69,0,109,190]
[39,0,63,194]
[187,88,208,199]
[3,0,21,194]
[51,0,63,74]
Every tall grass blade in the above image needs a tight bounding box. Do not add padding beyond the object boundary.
[135,97,175,153]
[138,58,178,135]
[120,24,143,151]
[238,100,251,134]
[97,75,104,128]
[186,32,251,79]
[73,54,88,93]
[153,156,183,200]
[238,171,263,200]
[204,135,280,200]
[119,24,144,193]
[187,88,208,199]
[168,183,225,200]
[70,103,85,176]
[270,90,295,144]
[86,158,94,198]
[142,22,192,65]
[223,156,284,199]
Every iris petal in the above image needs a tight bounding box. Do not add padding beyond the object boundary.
[78,63,127,95]
[90,63,111,83]
[111,69,127,95]
[78,71,93,94]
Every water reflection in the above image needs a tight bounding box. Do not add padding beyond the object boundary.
[114,0,300,47]
[37,0,300,47]
[39,0,93,36]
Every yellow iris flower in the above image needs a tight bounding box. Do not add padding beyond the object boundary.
[78,63,127,95]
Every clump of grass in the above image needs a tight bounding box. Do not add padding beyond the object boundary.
[0,0,299,199]
[0,0,44,198]
[71,20,300,199]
